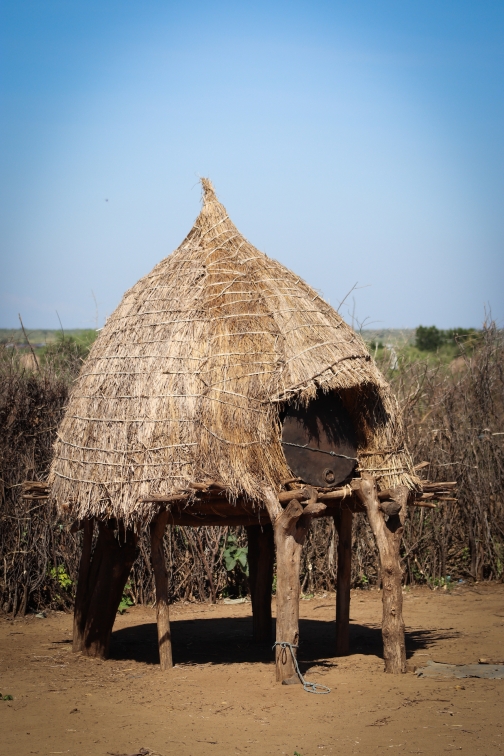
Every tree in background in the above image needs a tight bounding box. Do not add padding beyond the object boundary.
[415,325,443,351]
[416,325,479,353]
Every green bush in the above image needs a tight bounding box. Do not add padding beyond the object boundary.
[415,325,480,353]
[40,331,97,374]
[223,533,248,573]
[117,582,135,614]
[222,533,249,599]
[416,325,444,351]
[48,565,72,591]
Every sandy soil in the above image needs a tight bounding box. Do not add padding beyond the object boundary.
[1,583,503,756]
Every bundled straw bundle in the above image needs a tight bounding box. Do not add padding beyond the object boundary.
[49,179,416,524]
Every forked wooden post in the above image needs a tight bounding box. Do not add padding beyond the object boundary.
[246,523,274,642]
[150,510,173,670]
[353,474,408,673]
[334,508,352,656]
[73,518,94,652]
[273,495,326,682]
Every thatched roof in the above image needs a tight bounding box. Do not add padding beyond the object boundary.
[49,179,416,524]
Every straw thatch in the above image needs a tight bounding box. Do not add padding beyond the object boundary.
[49,179,417,525]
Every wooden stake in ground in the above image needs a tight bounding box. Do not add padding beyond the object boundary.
[273,494,326,682]
[150,510,173,670]
[353,474,408,673]
[334,507,352,656]
[246,523,274,642]
[80,521,138,659]
[73,518,94,652]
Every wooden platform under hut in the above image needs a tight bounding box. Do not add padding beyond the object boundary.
[41,179,456,684]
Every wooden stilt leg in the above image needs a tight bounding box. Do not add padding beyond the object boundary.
[334,508,352,656]
[353,475,408,673]
[246,523,274,642]
[81,522,138,659]
[73,518,94,652]
[150,510,173,670]
[274,496,326,682]
[77,521,108,653]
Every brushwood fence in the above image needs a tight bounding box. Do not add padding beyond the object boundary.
[1,325,503,615]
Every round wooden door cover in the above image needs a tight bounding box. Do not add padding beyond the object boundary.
[281,393,358,488]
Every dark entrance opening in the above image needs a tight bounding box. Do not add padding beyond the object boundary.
[281,391,358,487]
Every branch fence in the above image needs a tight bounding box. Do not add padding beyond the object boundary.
[1,324,503,615]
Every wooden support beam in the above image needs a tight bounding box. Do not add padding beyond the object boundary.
[138,493,189,503]
[421,481,457,491]
[150,510,173,670]
[81,522,138,659]
[175,502,261,516]
[72,518,94,652]
[246,523,274,643]
[273,499,304,682]
[334,508,352,656]
[278,487,320,504]
[317,488,354,502]
[353,475,408,674]
[166,512,271,527]
[273,497,326,683]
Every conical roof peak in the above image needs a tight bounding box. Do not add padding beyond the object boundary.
[201,177,218,204]
[194,177,233,237]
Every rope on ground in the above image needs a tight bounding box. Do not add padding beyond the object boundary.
[273,641,331,694]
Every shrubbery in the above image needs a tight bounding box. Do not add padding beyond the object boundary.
[415,325,480,352]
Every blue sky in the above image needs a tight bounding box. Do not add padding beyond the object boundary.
[1,1,503,330]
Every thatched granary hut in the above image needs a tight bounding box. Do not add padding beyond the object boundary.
[48,179,451,683]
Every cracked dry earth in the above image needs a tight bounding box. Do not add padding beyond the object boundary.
[1,584,503,756]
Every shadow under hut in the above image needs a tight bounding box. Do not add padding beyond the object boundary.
[47,179,445,682]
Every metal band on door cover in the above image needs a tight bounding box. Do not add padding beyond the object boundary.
[281,393,358,488]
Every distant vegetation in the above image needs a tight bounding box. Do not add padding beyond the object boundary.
[39,331,97,373]
[0,328,98,351]
[415,325,480,352]
[0,329,98,378]
[364,325,481,367]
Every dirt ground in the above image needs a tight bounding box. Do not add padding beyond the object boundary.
[1,583,503,756]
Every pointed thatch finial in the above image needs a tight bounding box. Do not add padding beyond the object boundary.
[201,177,218,204]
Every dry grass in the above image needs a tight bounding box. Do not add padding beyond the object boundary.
[49,179,415,526]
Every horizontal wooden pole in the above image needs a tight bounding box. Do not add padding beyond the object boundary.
[138,493,189,503]
[421,481,457,491]
[167,513,270,527]
[318,488,354,502]
[278,489,307,504]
